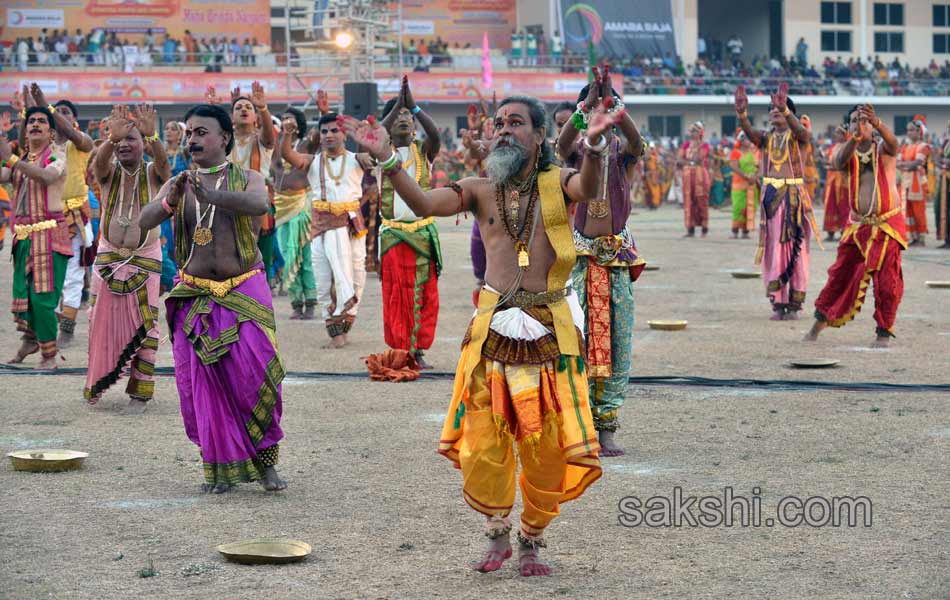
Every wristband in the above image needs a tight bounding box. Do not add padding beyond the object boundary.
[383,160,403,178]
[584,135,608,154]
[737,111,747,118]
[108,137,120,147]
[4,155,19,169]
[380,152,399,171]
[144,132,160,143]
[161,197,176,215]
[782,107,791,116]
[411,105,421,115]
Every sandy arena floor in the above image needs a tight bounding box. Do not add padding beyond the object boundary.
[1,204,949,599]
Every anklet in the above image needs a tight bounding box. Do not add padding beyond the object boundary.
[516,531,547,549]
[485,516,512,539]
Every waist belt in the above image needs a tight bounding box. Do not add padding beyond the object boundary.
[312,200,359,215]
[763,177,804,188]
[381,216,434,232]
[14,219,58,241]
[500,288,569,309]
[63,196,86,212]
[180,268,261,298]
[854,206,901,226]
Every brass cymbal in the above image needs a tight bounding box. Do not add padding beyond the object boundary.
[7,449,88,472]
[217,539,312,565]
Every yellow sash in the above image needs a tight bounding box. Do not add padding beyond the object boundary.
[273,189,309,226]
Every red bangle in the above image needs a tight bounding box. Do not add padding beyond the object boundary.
[161,197,175,215]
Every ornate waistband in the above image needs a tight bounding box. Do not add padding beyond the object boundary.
[381,216,434,232]
[763,177,804,188]
[499,288,569,309]
[63,196,86,212]
[854,206,901,225]
[14,219,59,241]
[312,200,359,215]
[574,228,636,265]
[180,268,261,297]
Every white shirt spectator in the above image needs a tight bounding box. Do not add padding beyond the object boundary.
[727,36,743,57]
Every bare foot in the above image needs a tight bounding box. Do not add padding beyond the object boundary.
[201,482,233,494]
[518,544,552,577]
[472,535,512,573]
[803,320,827,341]
[322,336,346,349]
[8,339,39,364]
[415,353,433,370]
[125,398,148,415]
[260,466,287,491]
[598,430,625,457]
[871,336,891,348]
[36,355,58,370]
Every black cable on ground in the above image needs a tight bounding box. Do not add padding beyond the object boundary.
[1,364,948,393]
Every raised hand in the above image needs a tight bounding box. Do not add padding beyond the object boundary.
[586,104,623,143]
[402,75,416,110]
[108,105,134,142]
[584,67,601,111]
[316,89,330,115]
[466,104,479,131]
[230,86,242,104]
[0,112,13,134]
[22,85,35,109]
[30,83,48,109]
[167,172,189,208]
[250,81,268,110]
[188,171,212,204]
[132,104,158,138]
[771,82,789,113]
[281,117,297,136]
[734,85,749,114]
[340,115,390,160]
[601,62,613,101]
[205,86,221,105]
[858,104,880,129]
[11,89,24,114]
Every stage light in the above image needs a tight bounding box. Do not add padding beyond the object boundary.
[335,32,354,49]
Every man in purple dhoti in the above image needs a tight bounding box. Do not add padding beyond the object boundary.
[139,104,286,493]
[735,83,820,320]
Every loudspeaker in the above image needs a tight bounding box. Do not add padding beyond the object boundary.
[343,82,378,152]
[343,82,378,120]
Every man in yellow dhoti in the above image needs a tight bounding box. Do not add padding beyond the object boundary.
[344,95,619,576]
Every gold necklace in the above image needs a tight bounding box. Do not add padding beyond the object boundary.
[115,163,141,228]
[855,143,874,164]
[393,143,424,184]
[193,168,227,246]
[767,130,791,172]
[323,152,346,184]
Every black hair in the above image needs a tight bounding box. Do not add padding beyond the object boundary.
[54,99,78,119]
[496,95,555,171]
[231,95,252,108]
[552,101,575,119]
[24,106,57,133]
[281,106,307,141]
[318,112,339,127]
[183,103,234,153]
[382,97,399,120]
[575,84,620,106]
[846,104,861,123]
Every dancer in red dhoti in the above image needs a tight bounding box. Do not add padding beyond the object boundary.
[822,126,852,241]
[898,117,930,246]
[807,104,906,347]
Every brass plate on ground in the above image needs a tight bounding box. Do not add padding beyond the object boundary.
[217,539,312,565]
[730,270,761,279]
[648,320,687,331]
[789,359,839,369]
[643,264,660,271]
[925,281,950,289]
[7,449,88,472]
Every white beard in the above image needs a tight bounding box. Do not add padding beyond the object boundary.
[485,142,529,185]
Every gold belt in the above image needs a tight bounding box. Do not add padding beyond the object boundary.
[381,216,434,232]
[856,206,901,226]
[763,177,804,189]
[500,288,569,309]
[180,269,261,298]
[14,219,58,241]
[312,200,359,215]
[63,196,86,212]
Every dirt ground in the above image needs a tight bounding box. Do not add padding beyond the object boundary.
[1,204,949,600]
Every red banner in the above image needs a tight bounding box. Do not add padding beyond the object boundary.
[0,71,622,104]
